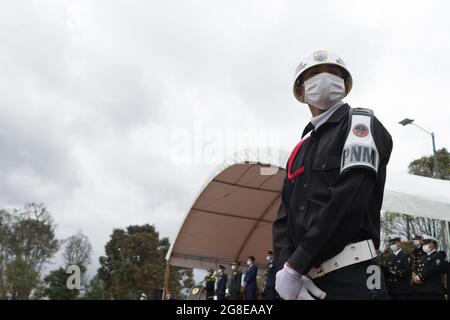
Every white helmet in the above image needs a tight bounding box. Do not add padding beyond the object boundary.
[293,50,353,102]
[422,234,438,244]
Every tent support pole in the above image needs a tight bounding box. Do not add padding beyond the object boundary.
[445,221,450,256]
[162,262,170,300]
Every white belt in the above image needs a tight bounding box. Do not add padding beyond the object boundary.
[307,239,377,280]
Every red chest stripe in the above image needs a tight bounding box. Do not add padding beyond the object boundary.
[287,136,310,181]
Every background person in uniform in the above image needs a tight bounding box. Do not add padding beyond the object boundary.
[244,256,258,300]
[382,235,412,300]
[273,50,393,300]
[204,268,216,300]
[262,250,277,300]
[411,235,425,269]
[215,265,227,300]
[438,251,449,300]
[410,234,425,299]
[444,255,450,300]
[228,261,242,300]
[412,235,447,300]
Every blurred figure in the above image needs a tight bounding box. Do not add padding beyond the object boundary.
[410,234,425,299]
[412,235,447,300]
[444,255,450,300]
[204,268,216,300]
[244,256,258,300]
[165,293,175,300]
[228,261,242,300]
[140,293,147,300]
[383,235,412,300]
[411,235,425,268]
[262,250,277,300]
[215,265,227,300]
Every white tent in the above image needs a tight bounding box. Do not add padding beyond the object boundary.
[165,148,450,275]
[383,171,450,222]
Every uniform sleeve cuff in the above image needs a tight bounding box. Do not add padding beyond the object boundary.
[287,245,313,275]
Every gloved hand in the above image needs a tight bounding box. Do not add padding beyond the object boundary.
[275,262,303,300]
[296,276,326,300]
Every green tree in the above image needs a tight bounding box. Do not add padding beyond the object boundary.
[84,274,111,300]
[63,232,93,273]
[42,232,93,300]
[408,147,450,180]
[42,268,79,300]
[97,224,193,300]
[0,203,59,299]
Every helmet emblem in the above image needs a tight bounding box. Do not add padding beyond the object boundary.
[313,50,327,62]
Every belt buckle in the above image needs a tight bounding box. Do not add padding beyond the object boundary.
[314,265,325,278]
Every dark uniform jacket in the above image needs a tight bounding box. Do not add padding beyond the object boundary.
[216,273,227,296]
[412,247,425,270]
[273,104,393,274]
[384,250,412,294]
[244,264,258,289]
[205,274,216,298]
[266,261,277,288]
[414,250,446,295]
[229,269,242,295]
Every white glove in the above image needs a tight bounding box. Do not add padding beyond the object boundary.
[296,276,326,300]
[275,263,303,300]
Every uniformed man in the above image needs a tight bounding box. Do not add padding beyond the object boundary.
[204,268,216,300]
[228,261,243,300]
[243,256,258,300]
[411,235,425,268]
[412,235,447,300]
[382,235,412,300]
[410,234,425,299]
[262,250,277,300]
[272,50,393,300]
[215,265,227,300]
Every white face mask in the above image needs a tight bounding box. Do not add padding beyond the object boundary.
[247,260,251,266]
[266,255,271,261]
[390,244,399,252]
[422,244,432,253]
[304,72,345,110]
[231,265,236,270]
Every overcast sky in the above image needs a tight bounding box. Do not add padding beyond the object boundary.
[1,0,450,275]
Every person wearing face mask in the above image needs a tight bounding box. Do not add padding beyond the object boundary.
[412,235,447,300]
[411,235,425,268]
[382,235,412,300]
[410,234,425,299]
[243,256,258,300]
[215,265,227,300]
[273,50,393,300]
[204,268,216,300]
[262,250,278,300]
[228,261,243,300]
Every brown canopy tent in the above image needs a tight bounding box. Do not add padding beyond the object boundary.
[166,149,289,271]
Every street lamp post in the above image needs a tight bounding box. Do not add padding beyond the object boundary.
[399,118,439,178]
[399,118,449,255]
